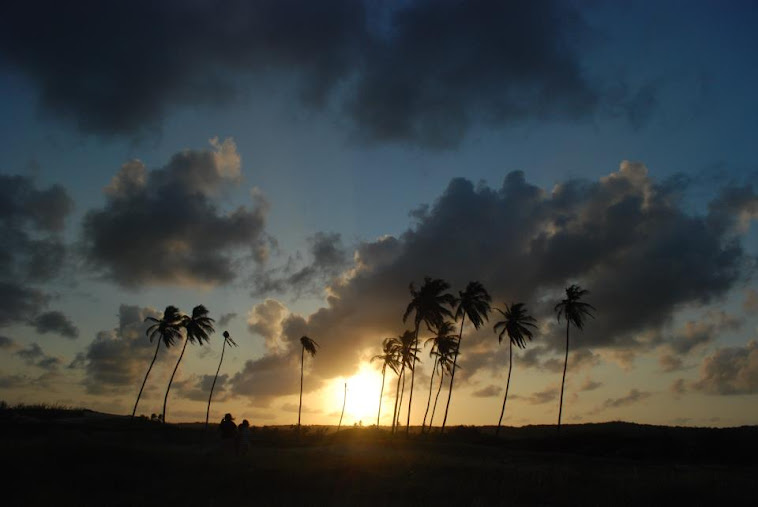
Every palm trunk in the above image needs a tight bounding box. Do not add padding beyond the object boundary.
[338,382,347,431]
[162,336,189,424]
[558,320,570,434]
[421,355,439,433]
[131,338,162,421]
[496,341,513,436]
[405,321,421,434]
[391,366,403,433]
[298,345,304,430]
[205,338,227,431]
[396,370,407,433]
[376,366,386,427]
[441,316,466,432]
[430,370,445,428]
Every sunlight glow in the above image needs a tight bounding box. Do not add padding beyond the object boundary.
[329,363,383,425]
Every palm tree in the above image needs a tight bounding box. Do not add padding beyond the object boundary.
[402,277,455,434]
[554,285,595,433]
[493,303,537,436]
[421,321,456,432]
[205,330,237,430]
[391,330,419,434]
[371,337,402,427]
[162,305,215,424]
[298,335,319,430]
[338,382,347,431]
[131,306,183,422]
[428,331,457,429]
[441,281,491,432]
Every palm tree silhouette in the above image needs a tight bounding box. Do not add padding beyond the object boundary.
[391,330,419,434]
[371,337,402,427]
[421,321,456,432]
[493,302,537,436]
[554,285,595,434]
[131,306,183,422]
[403,277,455,434]
[298,335,319,430]
[442,281,491,432]
[162,305,215,424]
[205,330,237,430]
[423,321,457,432]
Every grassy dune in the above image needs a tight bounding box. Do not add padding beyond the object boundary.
[2,405,756,506]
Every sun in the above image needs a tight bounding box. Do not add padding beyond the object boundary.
[330,363,383,425]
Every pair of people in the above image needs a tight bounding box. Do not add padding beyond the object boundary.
[219,413,251,456]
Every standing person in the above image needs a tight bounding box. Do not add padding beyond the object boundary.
[237,419,251,456]
[219,413,237,454]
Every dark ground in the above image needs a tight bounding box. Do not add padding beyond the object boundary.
[2,406,756,506]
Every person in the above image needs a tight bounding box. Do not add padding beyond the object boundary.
[237,419,251,456]
[219,413,237,453]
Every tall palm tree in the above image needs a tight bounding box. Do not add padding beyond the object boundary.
[428,331,457,430]
[205,330,237,430]
[555,285,595,433]
[162,305,215,424]
[371,337,401,427]
[422,321,456,432]
[493,303,537,435]
[441,281,491,431]
[298,335,319,430]
[391,330,419,434]
[131,306,183,422]
[338,382,347,431]
[403,277,455,434]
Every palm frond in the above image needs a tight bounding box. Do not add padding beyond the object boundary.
[300,335,319,356]
[454,281,492,330]
[554,284,596,330]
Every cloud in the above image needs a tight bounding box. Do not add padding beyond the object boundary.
[217,313,238,328]
[472,385,502,398]
[0,335,14,349]
[599,389,651,410]
[579,378,602,392]
[281,402,320,414]
[174,374,229,403]
[31,311,79,339]
[743,289,758,312]
[15,342,61,371]
[81,304,178,395]
[0,1,650,147]
[227,163,756,404]
[692,340,758,395]
[82,138,271,288]
[524,386,559,405]
[659,354,685,373]
[670,378,687,397]
[668,311,741,355]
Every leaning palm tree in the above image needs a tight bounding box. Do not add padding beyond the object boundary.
[131,306,183,422]
[428,332,457,429]
[441,281,491,432]
[371,337,402,427]
[391,330,419,434]
[298,335,319,430]
[205,330,237,430]
[403,277,455,434]
[493,303,537,435]
[162,305,215,424]
[421,321,457,432]
[555,285,595,433]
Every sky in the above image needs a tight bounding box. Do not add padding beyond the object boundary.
[1,0,758,428]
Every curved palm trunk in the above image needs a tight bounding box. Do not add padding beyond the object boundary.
[205,339,228,431]
[396,370,407,433]
[391,366,404,433]
[558,320,570,434]
[430,370,445,428]
[338,382,347,431]
[422,356,439,433]
[131,339,162,421]
[405,321,421,434]
[496,341,513,436]
[441,316,466,432]
[376,365,386,427]
[298,346,304,430]
[163,336,189,424]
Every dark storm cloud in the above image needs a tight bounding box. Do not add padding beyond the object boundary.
[232,163,754,398]
[692,340,758,395]
[0,282,50,327]
[0,0,644,147]
[15,342,61,371]
[82,138,270,288]
[32,311,79,339]
[81,304,178,395]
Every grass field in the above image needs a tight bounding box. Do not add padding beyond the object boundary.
[2,404,756,506]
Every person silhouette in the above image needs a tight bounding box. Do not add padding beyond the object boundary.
[237,419,251,456]
[219,413,237,453]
